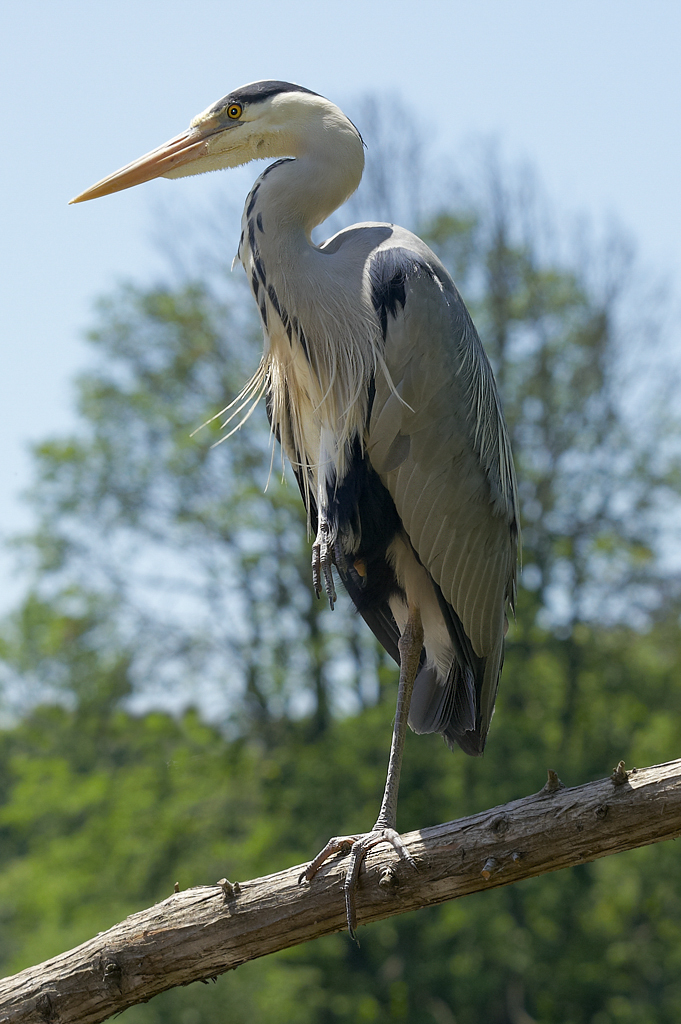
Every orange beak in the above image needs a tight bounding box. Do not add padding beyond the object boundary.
[69,126,216,204]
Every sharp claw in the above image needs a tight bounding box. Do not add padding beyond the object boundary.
[382,827,417,869]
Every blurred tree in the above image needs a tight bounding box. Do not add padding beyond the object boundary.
[5,282,380,739]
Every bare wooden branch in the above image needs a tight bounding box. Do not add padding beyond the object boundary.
[3,758,681,1024]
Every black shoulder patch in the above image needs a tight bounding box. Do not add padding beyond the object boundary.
[370,247,407,339]
[210,81,320,116]
[369,246,438,339]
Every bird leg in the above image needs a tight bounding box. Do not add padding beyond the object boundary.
[299,605,424,939]
[311,510,337,608]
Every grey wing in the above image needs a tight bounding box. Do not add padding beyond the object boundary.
[367,244,519,750]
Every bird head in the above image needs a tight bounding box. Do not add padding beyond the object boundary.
[70,81,363,204]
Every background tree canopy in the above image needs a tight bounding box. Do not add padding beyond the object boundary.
[1,109,681,1023]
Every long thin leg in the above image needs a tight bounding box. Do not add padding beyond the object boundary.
[370,604,424,831]
[300,605,424,939]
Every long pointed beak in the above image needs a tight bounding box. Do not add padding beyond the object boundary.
[69,127,213,204]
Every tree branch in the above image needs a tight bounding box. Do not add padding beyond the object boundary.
[3,759,681,1024]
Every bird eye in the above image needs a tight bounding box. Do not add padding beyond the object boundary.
[227,103,243,119]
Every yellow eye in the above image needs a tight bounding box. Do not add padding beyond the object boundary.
[227,103,243,119]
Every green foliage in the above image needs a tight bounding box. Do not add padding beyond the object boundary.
[3,610,681,1021]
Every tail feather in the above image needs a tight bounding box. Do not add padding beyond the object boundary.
[409,658,481,754]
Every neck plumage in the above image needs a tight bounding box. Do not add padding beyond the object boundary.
[255,111,365,236]
[235,119,379,510]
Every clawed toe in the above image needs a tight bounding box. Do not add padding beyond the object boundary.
[300,827,416,940]
[298,835,359,885]
[343,828,416,938]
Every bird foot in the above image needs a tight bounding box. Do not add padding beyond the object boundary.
[299,827,416,940]
[312,523,337,608]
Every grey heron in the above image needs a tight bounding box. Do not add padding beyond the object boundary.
[71,81,519,938]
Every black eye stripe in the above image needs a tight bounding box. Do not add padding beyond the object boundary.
[208,81,321,119]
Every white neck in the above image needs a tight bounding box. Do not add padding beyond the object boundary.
[255,112,364,239]
[236,110,375,510]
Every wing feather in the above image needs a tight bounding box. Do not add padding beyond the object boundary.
[368,241,518,745]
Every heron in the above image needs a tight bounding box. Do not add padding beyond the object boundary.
[71,80,519,937]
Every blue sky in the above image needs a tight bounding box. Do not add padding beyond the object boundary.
[1,0,680,605]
